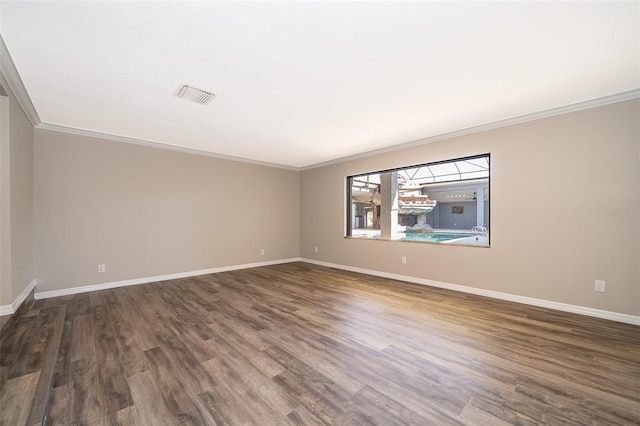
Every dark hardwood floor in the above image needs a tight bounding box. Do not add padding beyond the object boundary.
[1,262,639,425]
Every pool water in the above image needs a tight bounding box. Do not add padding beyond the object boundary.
[359,230,489,245]
[400,232,475,242]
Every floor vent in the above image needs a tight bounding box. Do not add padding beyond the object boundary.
[175,84,215,105]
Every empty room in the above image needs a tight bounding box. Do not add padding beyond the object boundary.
[1,1,639,425]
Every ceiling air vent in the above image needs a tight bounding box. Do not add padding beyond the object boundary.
[175,84,215,105]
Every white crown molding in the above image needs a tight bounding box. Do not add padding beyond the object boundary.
[300,258,640,326]
[300,89,640,171]
[41,86,638,172]
[34,258,302,299]
[0,35,41,126]
[35,122,299,171]
[0,279,37,316]
[3,25,637,172]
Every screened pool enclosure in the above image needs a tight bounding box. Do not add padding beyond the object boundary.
[347,154,490,246]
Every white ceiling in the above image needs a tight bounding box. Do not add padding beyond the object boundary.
[1,1,638,169]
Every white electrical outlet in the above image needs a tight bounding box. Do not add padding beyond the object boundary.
[97,264,106,273]
[314,246,318,253]
[401,256,407,264]
[594,280,606,293]
[260,248,265,256]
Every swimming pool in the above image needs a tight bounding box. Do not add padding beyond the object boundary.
[352,229,489,246]
[400,232,475,242]
[398,231,490,245]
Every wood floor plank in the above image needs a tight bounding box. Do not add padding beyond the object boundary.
[2,262,639,425]
[46,383,76,426]
[260,326,367,395]
[200,357,270,426]
[166,316,216,363]
[200,354,291,426]
[27,305,66,426]
[5,307,57,379]
[0,371,40,425]
[286,404,327,425]
[459,403,514,426]
[70,357,104,424]
[103,291,148,377]
[143,346,216,425]
[115,286,160,351]
[127,371,184,426]
[200,336,297,417]
[104,404,140,426]
[50,314,73,389]
[92,304,133,415]
[71,314,94,362]
[149,320,225,423]
[0,315,32,369]
[265,345,362,425]
[0,365,8,391]
[166,278,221,326]
[206,319,286,378]
[350,384,433,425]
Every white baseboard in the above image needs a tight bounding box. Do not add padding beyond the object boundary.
[300,258,640,326]
[0,304,12,316]
[29,257,640,326]
[0,279,37,316]
[34,258,301,300]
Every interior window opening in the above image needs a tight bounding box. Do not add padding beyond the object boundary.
[347,154,490,247]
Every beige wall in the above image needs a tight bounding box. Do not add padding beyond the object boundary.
[33,130,300,293]
[300,99,640,316]
[0,77,34,307]
[0,84,10,306]
[4,87,638,318]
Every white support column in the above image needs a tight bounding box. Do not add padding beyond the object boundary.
[476,186,485,227]
[352,204,356,229]
[380,171,399,239]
